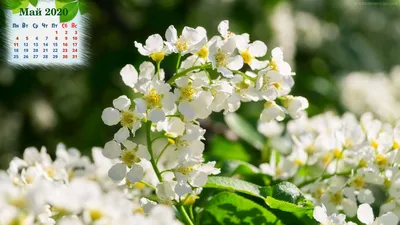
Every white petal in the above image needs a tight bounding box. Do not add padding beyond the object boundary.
[217,20,229,37]
[271,47,284,61]
[137,145,151,160]
[313,205,328,223]
[103,140,121,159]
[217,66,233,78]
[122,139,137,150]
[178,101,196,121]
[249,41,267,57]
[357,189,375,204]
[191,172,208,187]
[135,41,150,56]
[120,64,138,88]
[227,55,244,70]
[134,98,147,114]
[127,164,144,183]
[175,182,192,196]
[357,203,375,224]
[342,198,357,217]
[221,37,236,53]
[108,163,126,181]
[114,127,130,143]
[148,108,165,123]
[113,95,131,111]
[101,107,121,126]
[145,34,164,52]
[378,212,399,225]
[165,25,178,43]
[166,117,185,137]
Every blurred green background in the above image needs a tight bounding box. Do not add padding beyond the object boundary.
[1,0,400,169]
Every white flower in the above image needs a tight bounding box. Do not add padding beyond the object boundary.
[358,203,399,225]
[208,37,243,78]
[269,47,293,76]
[281,95,309,119]
[134,34,171,62]
[165,25,206,55]
[313,204,347,225]
[174,161,220,196]
[236,36,268,70]
[259,101,285,122]
[104,140,150,182]
[101,95,143,142]
[134,79,176,123]
[175,74,213,121]
[260,151,296,180]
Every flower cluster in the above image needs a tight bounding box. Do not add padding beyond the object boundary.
[258,111,400,224]
[340,66,400,123]
[0,144,182,225]
[100,19,307,219]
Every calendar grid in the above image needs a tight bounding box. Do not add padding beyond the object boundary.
[5,1,89,67]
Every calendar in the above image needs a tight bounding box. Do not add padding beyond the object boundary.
[5,0,89,66]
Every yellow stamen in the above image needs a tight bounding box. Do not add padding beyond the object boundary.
[121,149,138,168]
[197,46,209,59]
[371,140,379,150]
[375,154,388,168]
[215,49,227,67]
[393,141,400,149]
[145,89,161,108]
[240,50,253,64]
[121,111,135,128]
[330,191,343,205]
[150,52,165,62]
[89,209,103,221]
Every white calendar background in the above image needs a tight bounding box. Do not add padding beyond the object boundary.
[6,1,88,66]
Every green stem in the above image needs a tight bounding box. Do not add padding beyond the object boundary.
[167,63,211,84]
[145,121,163,182]
[156,143,171,164]
[176,54,182,72]
[138,181,156,190]
[177,205,194,225]
[297,170,352,188]
[231,70,255,81]
[157,61,161,80]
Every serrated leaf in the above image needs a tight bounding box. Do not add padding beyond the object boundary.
[204,176,264,199]
[29,0,38,6]
[60,1,79,23]
[225,113,265,150]
[79,0,88,14]
[5,0,22,9]
[201,192,282,225]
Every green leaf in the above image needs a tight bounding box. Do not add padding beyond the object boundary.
[204,176,264,199]
[263,182,316,225]
[29,0,38,6]
[265,197,315,224]
[208,136,251,162]
[220,160,260,176]
[55,0,76,9]
[60,1,79,23]
[5,0,22,9]
[11,0,29,14]
[201,192,282,225]
[79,0,88,14]
[224,113,265,150]
[267,182,307,204]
